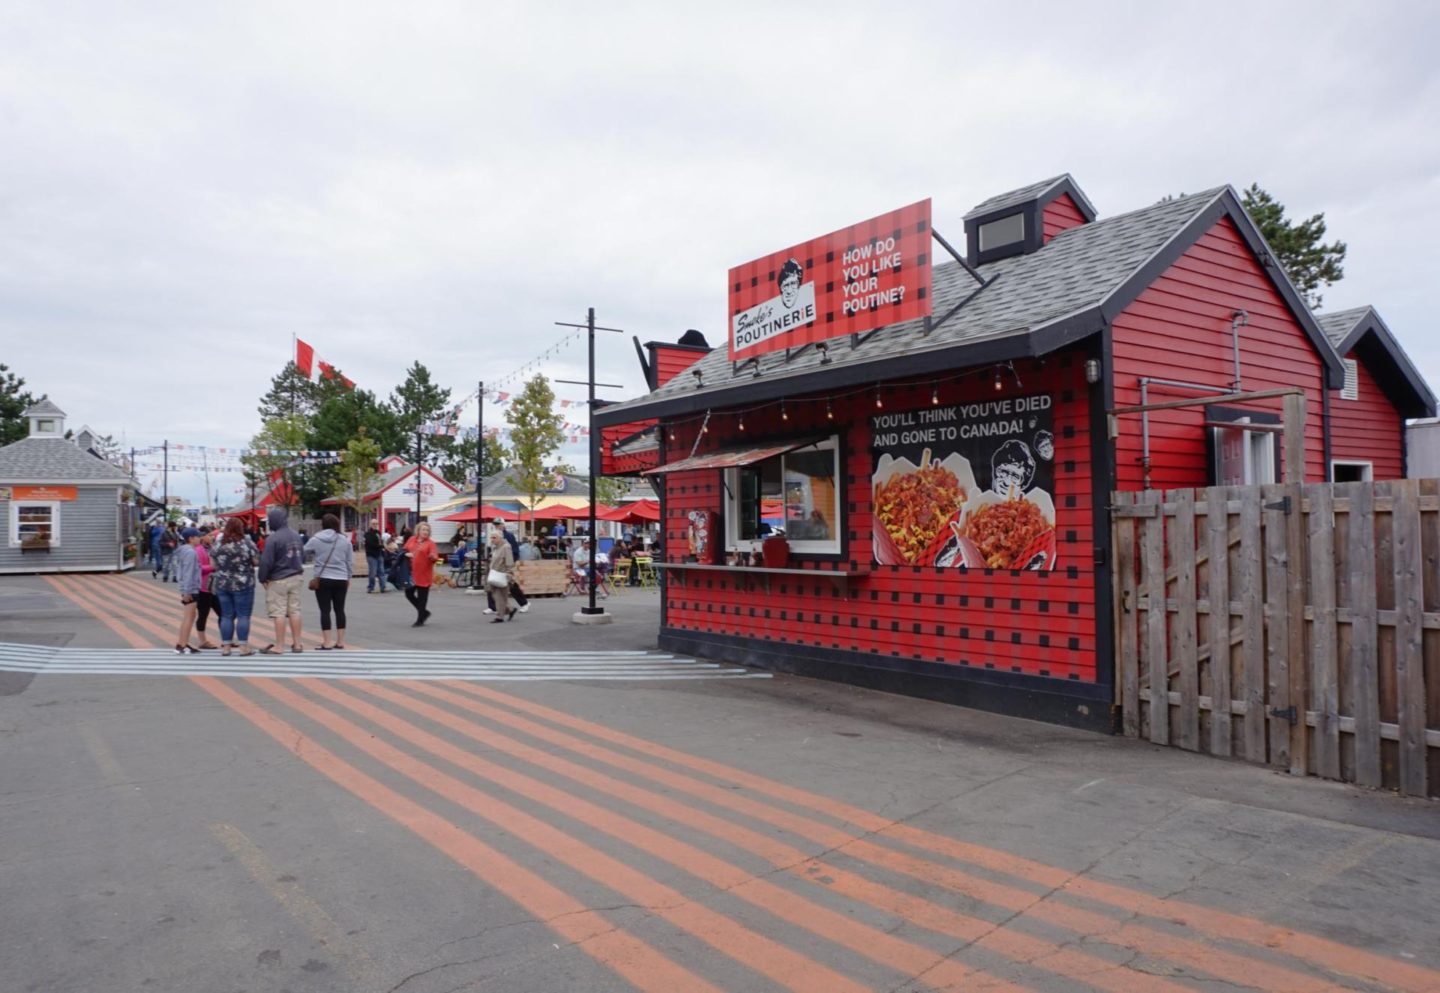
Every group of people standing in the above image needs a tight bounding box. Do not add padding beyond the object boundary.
[162,507,449,654]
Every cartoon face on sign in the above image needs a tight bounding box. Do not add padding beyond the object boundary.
[990,440,1036,498]
[777,258,804,308]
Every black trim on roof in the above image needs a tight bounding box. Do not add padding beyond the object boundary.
[1089,186,1346,388]
[1329,308,1437,419]
[596,185,1349,429]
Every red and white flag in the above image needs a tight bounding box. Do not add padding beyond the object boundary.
[295,339,354,388]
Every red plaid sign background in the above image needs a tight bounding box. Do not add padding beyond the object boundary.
[728,200,932,361]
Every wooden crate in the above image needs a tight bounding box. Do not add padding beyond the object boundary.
[515,560,569,597]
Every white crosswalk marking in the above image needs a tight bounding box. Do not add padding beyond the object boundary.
[0,642,770,682]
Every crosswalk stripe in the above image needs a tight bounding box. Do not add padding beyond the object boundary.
[0,642,770,682]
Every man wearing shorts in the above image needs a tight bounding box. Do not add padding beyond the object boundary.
[256,506,306,653]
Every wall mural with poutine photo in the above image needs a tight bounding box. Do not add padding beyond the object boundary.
[870,394,1057,570]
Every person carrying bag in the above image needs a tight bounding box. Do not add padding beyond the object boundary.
[486,531,517,622]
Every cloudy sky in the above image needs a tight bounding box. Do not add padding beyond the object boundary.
[4,1,1437,504]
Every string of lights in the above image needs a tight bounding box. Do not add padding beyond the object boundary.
[663,362,1026,442]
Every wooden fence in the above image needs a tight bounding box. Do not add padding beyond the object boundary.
[1111,479,1440,797]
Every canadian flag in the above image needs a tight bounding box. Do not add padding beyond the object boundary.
[295,339,354,388]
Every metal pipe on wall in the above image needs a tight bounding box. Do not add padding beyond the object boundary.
[1137,376,1241,489]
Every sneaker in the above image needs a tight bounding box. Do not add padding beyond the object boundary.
[174,644,198,655]
[518,604,529,613]
[483,608,495,615]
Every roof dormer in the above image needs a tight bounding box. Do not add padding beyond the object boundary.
[23,398,66,439]
[962,174,1097,266]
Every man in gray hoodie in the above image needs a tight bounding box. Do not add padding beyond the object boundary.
[256,507,306,653]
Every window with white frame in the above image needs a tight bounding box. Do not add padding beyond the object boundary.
[1209,409,1279,487]
[1331,461,1373,483]
[724,437,841,555]
[11,502,60,546]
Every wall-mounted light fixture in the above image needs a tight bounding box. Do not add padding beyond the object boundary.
[692,368,704,387]
[1084,357,1102,385]
[816,341,831,365]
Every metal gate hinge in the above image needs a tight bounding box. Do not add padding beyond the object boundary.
[1263,496,1291,514]
[1270,705,1298,726]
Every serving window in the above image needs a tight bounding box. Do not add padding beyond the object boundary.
[724,437,840,555]
[11,501,60,547]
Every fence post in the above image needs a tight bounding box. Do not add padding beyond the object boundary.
[1347,481,1381,788]
[1113,491,1140,737]
[1263,482,1291,771]
[1171,490,1199,751]
[1307,482,1340,780]
[1392,479,1427,796]
[1140,489,1168,745]
[1206,485,1233,757]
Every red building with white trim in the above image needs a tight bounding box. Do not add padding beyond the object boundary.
[598,175,1432,730]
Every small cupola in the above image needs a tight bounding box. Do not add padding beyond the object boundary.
[962,174,1097,266]
[23,398,67,439]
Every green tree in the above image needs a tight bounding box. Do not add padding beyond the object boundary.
[241,416,310,512]
[334,428,383,530]
[0,364,36,446]
[388,362,454,466]
[505,375,566,535]
[1241,183,1347,309]
[309,383,404,458]
[258,361,322,422]
[439,432,509,488]
[593,475,627,506]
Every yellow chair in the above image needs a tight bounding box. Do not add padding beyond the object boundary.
[634,556,658,589]
[611,558,632,590]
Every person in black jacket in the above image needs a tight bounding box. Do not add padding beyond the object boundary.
[363,525,387,593]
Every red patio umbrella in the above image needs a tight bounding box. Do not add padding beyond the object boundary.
[439,504,520,523]
[544,504,612,520]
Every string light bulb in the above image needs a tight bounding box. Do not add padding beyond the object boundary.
[738,414,745,432]
[931,385,939,405]
[874,387,883,410]
[993,367,1004,391]
[826,399,834,420]
[781,401,788,422]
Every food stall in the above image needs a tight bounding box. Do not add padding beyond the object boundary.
[596,174,1425,731]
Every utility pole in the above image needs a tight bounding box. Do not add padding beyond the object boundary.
[555,308,624,624]
[471,381,484,590]
[162,440,169,519]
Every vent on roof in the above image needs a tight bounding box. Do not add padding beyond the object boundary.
[962,174,1096,267]
[1341,359,1359,401]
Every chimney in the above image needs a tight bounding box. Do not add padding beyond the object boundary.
[635,329,712,391]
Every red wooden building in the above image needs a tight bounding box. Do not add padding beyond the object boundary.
[597,175,1432,730]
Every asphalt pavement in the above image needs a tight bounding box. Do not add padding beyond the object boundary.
[1,569,1437,993]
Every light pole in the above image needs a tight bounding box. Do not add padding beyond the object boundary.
[555,308,624,623]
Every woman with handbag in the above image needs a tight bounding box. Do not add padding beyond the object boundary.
[486,530,517,622]
[403,522,443,627]
[304,513,354,649]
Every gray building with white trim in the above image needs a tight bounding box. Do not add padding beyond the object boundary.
[0,400,140,574]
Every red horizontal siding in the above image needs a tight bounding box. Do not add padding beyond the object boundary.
[1042,194,1087,244]
[1111,217,1327,490]
[1331,351,1404,480]
[656,347,1102,684]
[653,346,708,388]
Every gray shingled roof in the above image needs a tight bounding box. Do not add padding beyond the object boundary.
[601,188,1227,420]
[963,174,1068,218]
[1315,307,1370,347]
[22,398,66,418]
[0,438,133,482]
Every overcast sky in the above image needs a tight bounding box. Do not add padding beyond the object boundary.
[4,1,1437,504]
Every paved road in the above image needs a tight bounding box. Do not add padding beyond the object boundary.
[1,571,1438,993]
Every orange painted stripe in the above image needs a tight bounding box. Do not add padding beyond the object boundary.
[191,677,723,993]
[43,576,153,649]
[51,574,193,647]
[341,679,1205,993]
[249,678,870,993]
[110,573,346,648]
[444,681,1440,993]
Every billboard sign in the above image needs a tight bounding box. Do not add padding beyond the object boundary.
[870,394,1058,571]
[728,200,933,361]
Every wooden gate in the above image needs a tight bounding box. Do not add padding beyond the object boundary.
[1111,480,1439,797]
